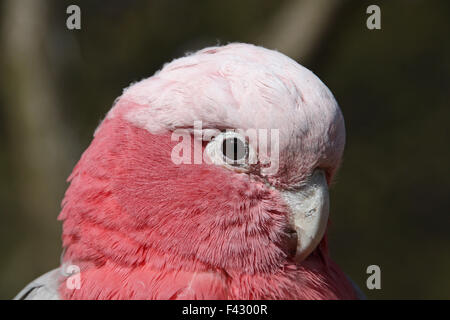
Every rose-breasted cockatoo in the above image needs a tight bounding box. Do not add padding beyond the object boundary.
[15,43,363,300]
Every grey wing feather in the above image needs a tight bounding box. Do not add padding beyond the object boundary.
[14,268,62,300]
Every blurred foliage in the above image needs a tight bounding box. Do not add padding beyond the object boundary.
[0,0,449,299]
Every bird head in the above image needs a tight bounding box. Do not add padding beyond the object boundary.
[59,43,345,280]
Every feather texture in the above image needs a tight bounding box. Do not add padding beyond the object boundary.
[18,43,357,300]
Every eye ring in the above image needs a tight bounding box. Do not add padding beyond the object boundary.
[205,131,255,171]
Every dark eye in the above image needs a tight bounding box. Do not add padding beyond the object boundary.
[222,137,248,165]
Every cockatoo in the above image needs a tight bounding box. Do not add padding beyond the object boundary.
[15,43,363,300]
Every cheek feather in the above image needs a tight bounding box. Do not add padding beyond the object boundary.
[60,116,292,276]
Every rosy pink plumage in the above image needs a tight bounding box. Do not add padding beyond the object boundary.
[57,43,357,299]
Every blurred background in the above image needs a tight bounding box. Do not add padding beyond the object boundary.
[0,0,449,299]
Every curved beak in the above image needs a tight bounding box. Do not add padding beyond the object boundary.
[280,170,330,262]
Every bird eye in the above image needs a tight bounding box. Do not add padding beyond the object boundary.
[205,131,254,170]
[222,136,248,165]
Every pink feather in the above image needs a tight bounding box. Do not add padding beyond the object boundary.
[58,43,355,299]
